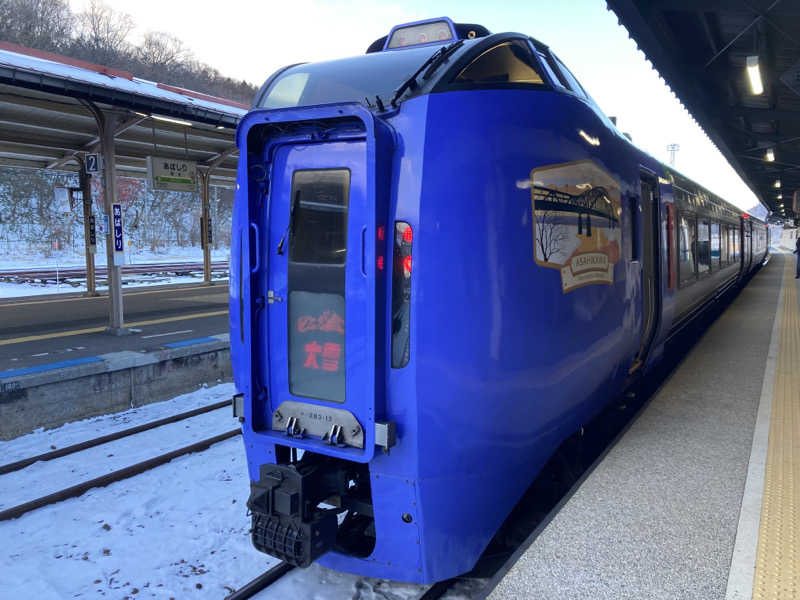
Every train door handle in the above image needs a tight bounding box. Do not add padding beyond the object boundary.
[249,222,261,274]
[361,226,367,277]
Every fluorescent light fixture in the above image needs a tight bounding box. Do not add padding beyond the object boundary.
[774,180,781,188]
[777,194,783,200]
[746,56,764,95]
[765,148,775,162]
[216,125,226,130]
[150,114,193,127]
[578,130,600,146]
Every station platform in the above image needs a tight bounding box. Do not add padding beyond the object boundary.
[486,253,795,599]
[0,283,231,439]
[0,283,228,373]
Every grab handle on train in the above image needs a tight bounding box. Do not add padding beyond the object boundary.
[249,222,261,274]
[361,226,367,277]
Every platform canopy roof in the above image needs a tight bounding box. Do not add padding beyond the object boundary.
[607,0,800,219]
[0,42,249,187]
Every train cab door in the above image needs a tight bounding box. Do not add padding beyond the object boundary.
[259,137,382,455]
[630,172,662,375]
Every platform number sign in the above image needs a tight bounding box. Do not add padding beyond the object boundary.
[85,153,102,174]
[112,204,124,252]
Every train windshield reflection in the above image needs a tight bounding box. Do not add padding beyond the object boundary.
[260,44,450,109]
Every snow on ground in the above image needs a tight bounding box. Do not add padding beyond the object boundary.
[0,245,230,298]
[0,247,231,271]
[0,385,472,600]
[0,383,237,465]
[0,273,228,299]
[0,406,235,510]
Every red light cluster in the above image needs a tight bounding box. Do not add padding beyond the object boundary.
[403,255,412,275]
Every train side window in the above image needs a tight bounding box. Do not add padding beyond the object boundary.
[679,213,697,286]
[697,219,710,275]
[710,222,720,270]
[454,40,545,85]
[719,224,728,266]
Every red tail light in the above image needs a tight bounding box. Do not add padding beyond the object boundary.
[392,222,413,368]
[403,255,412,275]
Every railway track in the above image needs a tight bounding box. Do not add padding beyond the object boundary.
[0,399,232,476]
[0,261,229,283]
[224,566,475,600]
[0,399,239,522]
[224,563,296,600]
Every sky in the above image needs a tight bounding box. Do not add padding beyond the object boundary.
[68,0,762,211]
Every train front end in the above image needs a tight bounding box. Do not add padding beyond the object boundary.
[230,19,469,583]
[231,102,397,571]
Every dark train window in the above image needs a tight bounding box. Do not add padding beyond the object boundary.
[289,170,349,265]
[697,219,710,275]
[679,213,696,286]
[454,40,545,85]
[719,224,728,266]
[710,222,720,270]
[288,169,349,404]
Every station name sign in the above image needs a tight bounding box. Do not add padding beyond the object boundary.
[146,156,198,193]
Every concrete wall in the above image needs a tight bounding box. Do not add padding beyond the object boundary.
[0,335,231,440]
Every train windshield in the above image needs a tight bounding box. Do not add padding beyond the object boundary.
[259,44,449,109]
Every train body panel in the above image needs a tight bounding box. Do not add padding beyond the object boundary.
[230,18,769,584]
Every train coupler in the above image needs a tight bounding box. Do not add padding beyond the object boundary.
[247,458,342,567]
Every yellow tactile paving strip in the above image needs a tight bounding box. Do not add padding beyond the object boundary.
[753,257,800,599]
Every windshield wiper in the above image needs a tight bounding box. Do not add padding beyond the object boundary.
[276,189,300,255]
[390,40,465,107]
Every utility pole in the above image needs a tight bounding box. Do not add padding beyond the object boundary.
[83,100,129,335]
[199,168,212,284]
[667,143,680,167]
[76,156,97,296]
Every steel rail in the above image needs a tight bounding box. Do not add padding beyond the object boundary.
[224,562,295,600]
[0,428,241,521]
[0,261,228,281]
[0,399,233,476]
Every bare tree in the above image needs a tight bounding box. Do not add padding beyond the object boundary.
[73,0,133,64]
[137,31,190,74]
[535,209,568,263]
[0,0,74,52]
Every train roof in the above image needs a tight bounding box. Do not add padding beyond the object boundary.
[250,18,768,224]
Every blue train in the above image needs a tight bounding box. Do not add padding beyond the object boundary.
[229,18,768,584]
